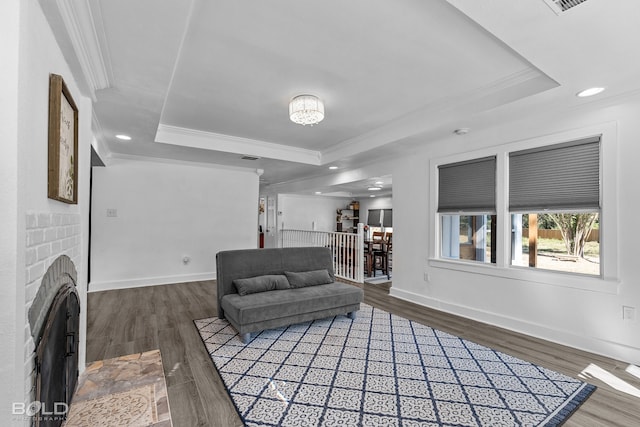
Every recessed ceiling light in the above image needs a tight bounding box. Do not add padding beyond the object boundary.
[375,181,383,185]
[370,195,376,198]
[115,134,131,140]
[329,166,338,170]
[368,187,382,191]
[314,191,322,195]
[576,87,605,97]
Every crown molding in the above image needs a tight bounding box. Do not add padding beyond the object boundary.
[265,156,394,194]
[155,124,322,166]
[321,67,557,164]
[56,0,112,100]
[106,151,265,174]
[90,109,112,166]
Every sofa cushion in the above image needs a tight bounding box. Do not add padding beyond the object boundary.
[233,274,290,296]
[221,282,363,325]
[284,269,333,288]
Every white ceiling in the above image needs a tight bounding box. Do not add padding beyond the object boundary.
[41,0,640,197]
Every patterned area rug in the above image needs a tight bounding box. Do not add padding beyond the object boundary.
[195,304,595,426]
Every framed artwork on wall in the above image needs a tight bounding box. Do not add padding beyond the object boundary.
[48,73,78,204]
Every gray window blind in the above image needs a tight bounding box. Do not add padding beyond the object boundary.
[382,209,393,227]
[438,156,496,213]
[509,136,600,211]
[367,209,382,226]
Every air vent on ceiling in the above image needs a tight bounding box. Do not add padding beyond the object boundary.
[241,155,261,161]
[543,0,588,14]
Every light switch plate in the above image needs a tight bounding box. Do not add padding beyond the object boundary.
[623,306,636,321]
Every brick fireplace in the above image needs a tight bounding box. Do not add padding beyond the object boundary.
[23,212,83,426]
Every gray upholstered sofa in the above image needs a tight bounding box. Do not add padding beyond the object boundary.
[216,247,364,343]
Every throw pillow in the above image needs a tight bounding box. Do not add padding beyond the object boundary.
[233,274,290,296]
[284,269,333,288]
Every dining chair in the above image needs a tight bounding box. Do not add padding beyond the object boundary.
[371,231,384,241]
[372,232,392,279]
[363,231,383,277]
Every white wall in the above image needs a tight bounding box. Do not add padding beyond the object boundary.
[359,196,392,214]
[277,194,351,231]
[390,96,640,365]
[90,160,259,291]
[277,194,353,233]
[1,0,23,419]
[1,0,92,423]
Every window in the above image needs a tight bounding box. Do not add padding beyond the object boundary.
[509,137,601,276]
[442,214,496,263]
[367,209,382,227]
[367,209,393,234]
[382,209,393,227]
[511,213,600,276]
[438,156,496,264]
[432,126,616,288]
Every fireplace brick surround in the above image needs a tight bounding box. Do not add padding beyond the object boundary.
[23,211,82,422]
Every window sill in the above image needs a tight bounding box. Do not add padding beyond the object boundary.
[428,258,620,295]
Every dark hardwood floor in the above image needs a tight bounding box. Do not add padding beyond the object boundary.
[86,280,640,427]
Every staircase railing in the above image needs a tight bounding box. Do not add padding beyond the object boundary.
[280,225,364,283]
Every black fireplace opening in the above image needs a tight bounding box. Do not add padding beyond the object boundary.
[28,255,80,427]
[34,283,80,426]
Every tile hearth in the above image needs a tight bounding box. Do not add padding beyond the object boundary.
[63,349,171,427]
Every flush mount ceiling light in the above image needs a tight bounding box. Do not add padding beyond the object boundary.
[329,166,339,170]
[289,95,324,126]
[115,134,131,140]
[368,187,382,191]
[577,87,605,97]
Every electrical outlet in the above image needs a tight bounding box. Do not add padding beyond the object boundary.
[623,306,636,321]
[106,208,117,217]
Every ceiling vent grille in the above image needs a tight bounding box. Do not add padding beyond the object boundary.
[241,155,261,161]
[543,0,588,14]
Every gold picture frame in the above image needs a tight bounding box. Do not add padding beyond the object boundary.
[48,73,78,204]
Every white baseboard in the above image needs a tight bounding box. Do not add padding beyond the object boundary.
[89,272,216,292]
[389,287,640,366]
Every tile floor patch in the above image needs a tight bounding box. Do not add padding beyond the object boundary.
[63,349,171,427]
[64,385,155,427]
